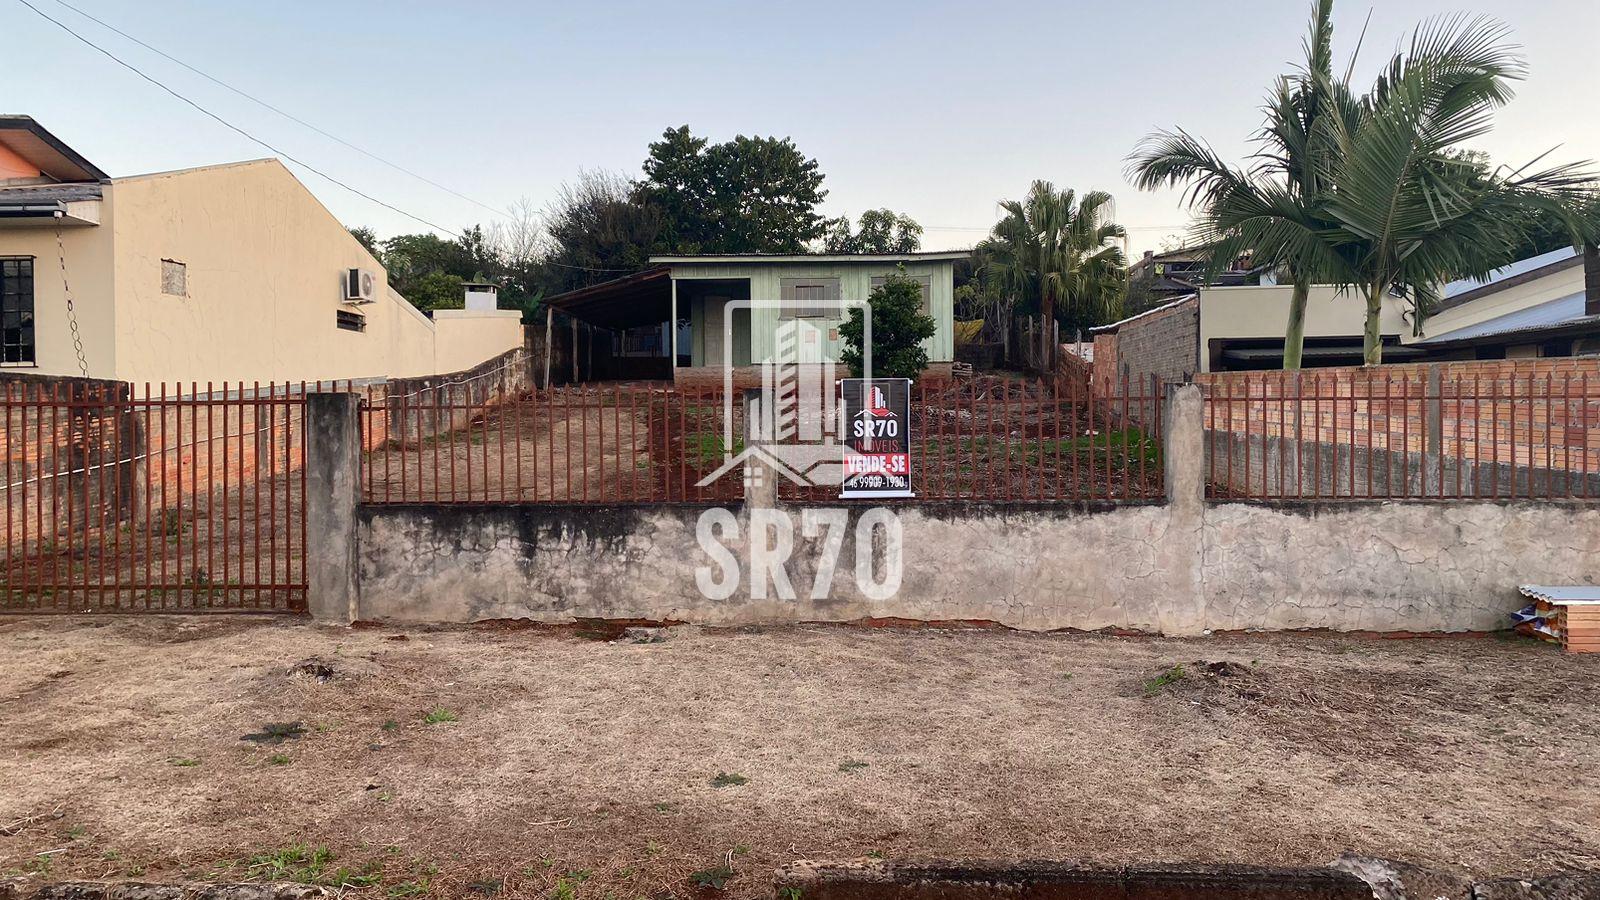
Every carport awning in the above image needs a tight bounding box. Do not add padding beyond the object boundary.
[543,267,672,330]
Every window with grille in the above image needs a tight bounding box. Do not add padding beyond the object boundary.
[870,274,933,315]
[336,309,367,332]
[1,257,35,366]
[780,277,840,318]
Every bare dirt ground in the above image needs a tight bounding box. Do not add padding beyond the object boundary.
[3,618,1600,899]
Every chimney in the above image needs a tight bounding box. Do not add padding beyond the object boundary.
[1586,243,1599,317]
[463,282,499,312]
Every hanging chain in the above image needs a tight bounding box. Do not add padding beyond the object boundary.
[54,217,88,377]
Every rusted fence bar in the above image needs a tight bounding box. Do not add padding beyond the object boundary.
[1,381,310,612]
[1200,365,1600,500]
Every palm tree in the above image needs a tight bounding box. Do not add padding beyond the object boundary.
[1321,14,1592,363]
[978,182,1127,368]
[1127,0,1349,370]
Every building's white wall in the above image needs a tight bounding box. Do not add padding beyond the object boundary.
[0,215,116,379]
[1198,284,1410,372]
[1413,263,1585,343]
[431,309,524,374]
[673,260,955,367]
[106,160,519,386]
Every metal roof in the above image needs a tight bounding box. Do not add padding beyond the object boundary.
[1520,585,1600,605]
[1090,294,1196,334]
[1444,247,1579,299]
[1220,343,1429,362]
[1418,291,1590,344]
[0,183,103,203]
[650,251,969,265]
[543,267,672,330]
[0,115,107,182]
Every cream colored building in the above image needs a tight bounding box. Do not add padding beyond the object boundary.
[1194,248,1598,371]
[0,116,521,386]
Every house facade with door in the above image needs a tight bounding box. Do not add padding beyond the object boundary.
[544,251,964,386]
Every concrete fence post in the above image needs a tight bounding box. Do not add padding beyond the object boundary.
[1423,365,1443,497]
[305,392,361,624]
[1163,384,1206,514]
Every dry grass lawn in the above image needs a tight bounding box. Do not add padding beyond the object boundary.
[3,617,1600,899]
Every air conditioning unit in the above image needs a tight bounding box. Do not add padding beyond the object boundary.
[344,268,377,304]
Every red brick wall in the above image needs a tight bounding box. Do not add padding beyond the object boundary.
[1197,358,1600,472]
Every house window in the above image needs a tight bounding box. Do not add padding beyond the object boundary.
[870,274,933,316]
[1,257,35,366]
[780,277,840,318]
[336,309,366,332]
[161,259,186,296]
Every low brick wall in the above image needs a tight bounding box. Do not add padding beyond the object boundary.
[1205,427,1600,498]
[355,498,1600,634]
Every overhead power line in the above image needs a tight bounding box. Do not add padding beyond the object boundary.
[18,0,639,276]
[45,0,514,222]
[16,0,464,236]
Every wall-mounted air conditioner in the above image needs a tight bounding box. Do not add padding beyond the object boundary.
[344,268,377,304]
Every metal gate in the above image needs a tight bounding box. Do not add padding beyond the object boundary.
[2,381,309,612]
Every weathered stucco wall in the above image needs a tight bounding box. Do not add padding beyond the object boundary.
[355,499,1600,634]
[105,160,520,385]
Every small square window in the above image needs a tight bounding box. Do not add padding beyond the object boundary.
[161,259,187,296]
[336,309,367,332]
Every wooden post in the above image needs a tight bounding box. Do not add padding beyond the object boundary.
[571,316,579,383]
[542,306,554,388]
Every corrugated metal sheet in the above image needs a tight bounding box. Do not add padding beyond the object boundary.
[1445,247,1579,298]
[1519,584,1600,604]
[1419,291,1589,343]
[0,182,103,203]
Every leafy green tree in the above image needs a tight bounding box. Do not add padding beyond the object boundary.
[838,273,937,379]
[1128,0,1346,370]
[824,210,923,253]
[640,126,829,253]
[1321,14,1592,363]
[348,226,382,260]
[381,232,475,302]
[534,170,667,296]
[977,182,1127,366]
[406,270,467,312]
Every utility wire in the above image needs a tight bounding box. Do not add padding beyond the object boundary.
[18,0,638,276]
[44,0,514,221]
[15,0,463,236]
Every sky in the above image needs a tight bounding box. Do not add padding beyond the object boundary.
[6,0,1597,259]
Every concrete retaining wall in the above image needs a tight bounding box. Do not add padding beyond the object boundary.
[354,498,1600,634]
[328,385,1600,635]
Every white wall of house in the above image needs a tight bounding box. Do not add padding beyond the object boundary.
[0,158,521,386]
[0,217,116,379]
[671,259,956,367]
[1415,258,1584,342]
[108,159,520,385]
[1198,284,1410,372]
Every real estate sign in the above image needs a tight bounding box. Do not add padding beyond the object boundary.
[840,378,912,498]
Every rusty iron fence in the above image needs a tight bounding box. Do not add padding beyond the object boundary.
[0,381,337,613]
[358,376,1167,505]
[1201,367,1600,500]
[360,383,743,503]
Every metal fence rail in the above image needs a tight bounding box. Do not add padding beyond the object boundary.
[1,381,316,612]
[360,377,1166,505]
[1202,368,1600,500]
[361,384,742,503]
